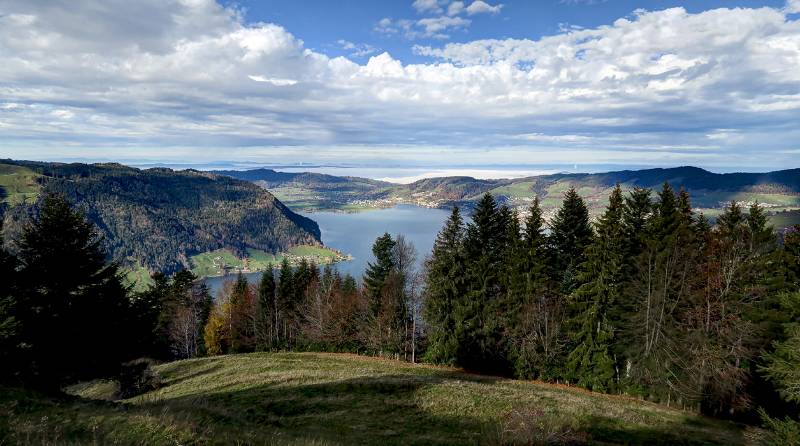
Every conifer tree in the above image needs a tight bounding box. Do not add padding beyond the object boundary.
[256,266,277,349]
[775,226,800,291]
[625,182,695,398]
[566,185,625,391]
[424,206,465,365]
[131,272,173,359]
[0,221,18,370]
[549,187,593,293]
[457,193,508,373]
[747,202,775,255]
[364,232,395,315]
[277,258,294,347]
[229,272,255,352]
[14,194,133,385]
[761,291,800,404]
[513,197,564,379]
[621,187,652,267]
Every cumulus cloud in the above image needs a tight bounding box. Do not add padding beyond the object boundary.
[374,15,468,39]
[447,1,465,16]
[1,1,799,169]
[337,40,378,57]
[416,16,471,38]
[465,1,503,15]
[412,0,445,14]
[786,0,800,13]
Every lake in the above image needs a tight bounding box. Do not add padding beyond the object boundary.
[204,204,451,296]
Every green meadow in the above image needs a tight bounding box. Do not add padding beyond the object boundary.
[1,352,750,445]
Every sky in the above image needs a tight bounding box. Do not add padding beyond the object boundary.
[1,0,799,175]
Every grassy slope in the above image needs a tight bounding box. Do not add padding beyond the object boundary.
[3,353,750,445]
[0,163,40,205]
[123,262,156,292]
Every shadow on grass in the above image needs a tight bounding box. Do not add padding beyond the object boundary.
[129,369,745,446]
[153,359,224,388]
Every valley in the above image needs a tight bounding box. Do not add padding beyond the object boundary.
[216,166,800,229]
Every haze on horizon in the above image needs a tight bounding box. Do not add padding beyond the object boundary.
[1,0,799,171]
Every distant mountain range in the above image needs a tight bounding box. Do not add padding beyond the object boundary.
[0,160,321,274]
[214,166,800,227]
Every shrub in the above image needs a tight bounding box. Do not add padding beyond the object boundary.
[117,359,161,399]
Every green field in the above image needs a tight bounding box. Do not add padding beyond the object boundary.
[0,352,749,445]
[0,163,40,205]
[190,245,345,277]
[769,209,800,229]
[123,262,155,292]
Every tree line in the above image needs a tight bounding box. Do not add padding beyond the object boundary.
[201,232,424,362]
[1,189,798,441]
[423,184,800,426]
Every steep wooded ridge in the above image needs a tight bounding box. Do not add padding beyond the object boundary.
[215,166,800,223]
[0,160,321,273]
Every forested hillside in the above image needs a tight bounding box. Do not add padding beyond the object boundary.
[0,160,321,273]
[213,168,393,211]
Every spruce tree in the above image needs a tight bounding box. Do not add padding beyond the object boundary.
[513,197,563,379]
[621,187,652,266]
[229,272,251,353]
[566,185,625,392]
[747,202,775,255]
[652,182,681,238]
[277,257,294,347]
[423,206,465,365]
[457,193,508,373]
[550,187,593,293]
[14,194,133,385]
[625,182,697,401]
[501,206,524,323]
[0,220,18,372]
[364,232,395,315]
[256,266,276,350]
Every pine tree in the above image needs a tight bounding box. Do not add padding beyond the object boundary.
[747,202,775,255]
[652,182,681,238]
[457,193,508,373]
[14,194,133,385]
[0,220,18,371]
[277,258,294,347]
[566,185,625,392]
[256,266,276,350]
[761,291,800,403]
[423,206,465,365]
[513,197,564,379]
[229,272,254,353]
[550,187,593,293]
[624,182,696,399]
[131,272,173,359]
[621,187,652,266]
[364,232,395,316]
[775,226,800,291]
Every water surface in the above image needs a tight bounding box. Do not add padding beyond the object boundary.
[204,205,450,295]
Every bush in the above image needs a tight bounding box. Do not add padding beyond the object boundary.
[758,408,800,446]
[491,407,589,445]
[117,359,161,399]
